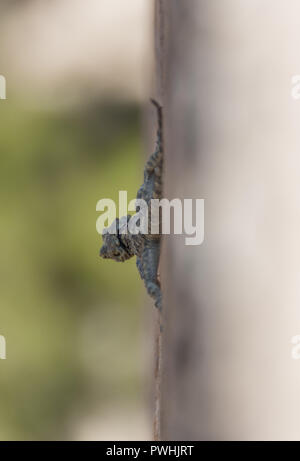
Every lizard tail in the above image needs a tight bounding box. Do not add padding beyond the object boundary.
[145,99,163,180]
[150,98,163,144]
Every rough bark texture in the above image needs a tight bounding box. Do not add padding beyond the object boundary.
[152,2,165,440]
[158,0,300,440]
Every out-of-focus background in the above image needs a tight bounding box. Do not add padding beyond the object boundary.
[0,0,153,440]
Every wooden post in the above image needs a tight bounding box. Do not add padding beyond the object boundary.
[157,0,300,440]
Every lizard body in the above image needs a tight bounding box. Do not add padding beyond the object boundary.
[100,100,163,310]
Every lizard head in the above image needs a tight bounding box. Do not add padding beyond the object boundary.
[100,216,132,262]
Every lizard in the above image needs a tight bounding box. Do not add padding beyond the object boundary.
[100,99,163,310]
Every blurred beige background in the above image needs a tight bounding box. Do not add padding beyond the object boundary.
[1,0,152,105]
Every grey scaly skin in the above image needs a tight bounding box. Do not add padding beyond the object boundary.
[100,100,163,310]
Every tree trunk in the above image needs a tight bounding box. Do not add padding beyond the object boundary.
[157,0,300,440]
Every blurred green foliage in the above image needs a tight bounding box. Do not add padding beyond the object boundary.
[0,100,144,440]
